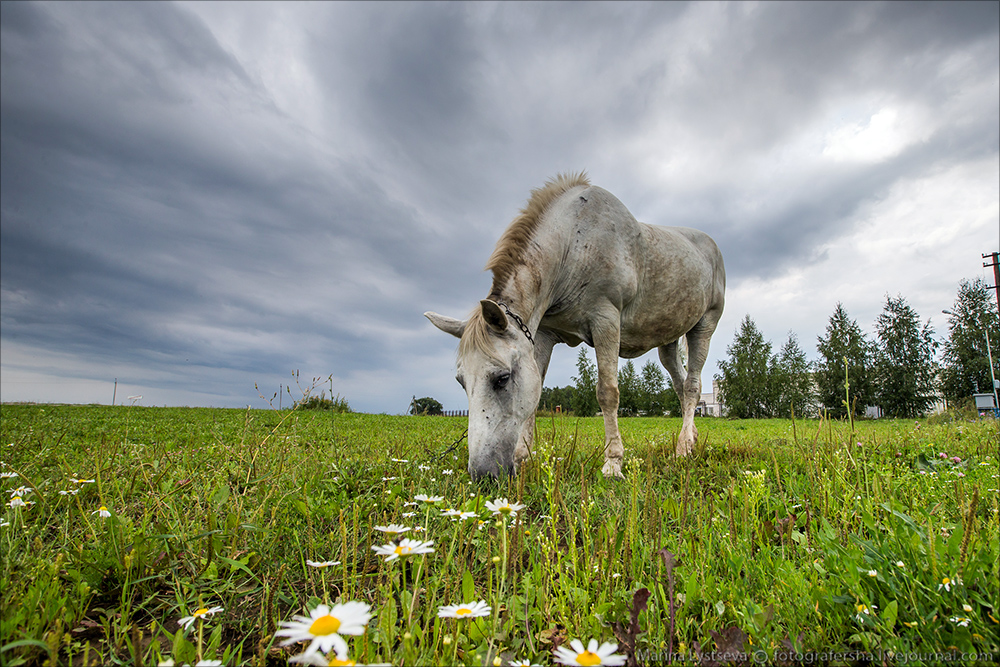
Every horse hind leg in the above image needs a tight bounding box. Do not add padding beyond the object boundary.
[675,318,718,456]
[659,340,696,456]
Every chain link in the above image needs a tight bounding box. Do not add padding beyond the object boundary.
[496,300,534,345]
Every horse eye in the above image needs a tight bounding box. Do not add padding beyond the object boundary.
[493,372,511,390]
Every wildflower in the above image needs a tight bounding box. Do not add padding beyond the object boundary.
[963,603,973,613]
[289,647,358,666]
[951,456,961,464]
[9,486,32,497]
[373,524,411,536]
[371,538,435,562]
[391,458,409,463]
[402,512,417,518]
[509,661,542,667]
[902,621,919,628]
[414,494,443,505]
[417,464,431,471]
[895,561,905,568]
[437,600,492,619]
[950,616,971,627]
[440,508,464,518]
[381,476,398,482]
[178,606,224,631]
[69,476,95,484]
[0,519,9,527]
[0,471,17,479]
[275,601,372,657]
[485,497,526,517]
[93,505,111,518]
[553,638,626,666]
[58,488,81,496]
[442,469,454,475]
[867,570,877,578]
[853,604,876,623]
[939,452,947,459]
[457,511,478,520]
[306,559,340,568]
[7,497,33,508]
[938,577,954,592]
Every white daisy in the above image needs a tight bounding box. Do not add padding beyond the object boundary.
[93,505,111,518]
[373,524,411,536]
[553,639,626,666]
[178,606,224,631]
[414,494,443,505]
[371,538,435,562]
[485,497,526,517]
[437,600,492,619]
[7,497,33,508]
[275,601,372,657]
[306,559,341,568]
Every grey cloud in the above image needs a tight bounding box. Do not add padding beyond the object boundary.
[1,1,996,411]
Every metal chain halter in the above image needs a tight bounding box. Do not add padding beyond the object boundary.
[495,300,534,345]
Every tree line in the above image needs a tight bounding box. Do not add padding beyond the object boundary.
[540,351,683,417]
[716,278,998,419]
[539,277,997,420]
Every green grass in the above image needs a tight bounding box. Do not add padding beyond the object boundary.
[1,404,997,666]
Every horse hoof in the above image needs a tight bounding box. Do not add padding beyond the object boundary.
[602,459,625,479]
[675,441,694,457]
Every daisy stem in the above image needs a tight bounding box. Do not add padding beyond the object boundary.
[407,555,427,626]
[444,521,460,570]
[196,618,204,662]
[451,621,460,664]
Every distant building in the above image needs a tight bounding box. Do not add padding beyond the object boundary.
[696,380,724,417]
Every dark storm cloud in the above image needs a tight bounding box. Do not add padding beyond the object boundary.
[1,1,997,410]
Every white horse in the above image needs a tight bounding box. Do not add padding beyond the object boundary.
[426,173,725,479]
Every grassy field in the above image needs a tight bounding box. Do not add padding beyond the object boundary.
[0,404,997,666]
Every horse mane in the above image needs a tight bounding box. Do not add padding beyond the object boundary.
[459,172,589,362]
[485,171,590,295]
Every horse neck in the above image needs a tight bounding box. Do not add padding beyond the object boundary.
[490,253,561,335]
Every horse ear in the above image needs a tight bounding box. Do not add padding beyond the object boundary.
[425,311,466,339]
[480,300,509,334]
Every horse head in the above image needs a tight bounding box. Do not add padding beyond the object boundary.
[425,299,540,480]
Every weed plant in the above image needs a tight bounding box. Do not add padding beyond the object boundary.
[0,404,997,665]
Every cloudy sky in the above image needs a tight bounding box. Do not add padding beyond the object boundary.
[2,1,998,413]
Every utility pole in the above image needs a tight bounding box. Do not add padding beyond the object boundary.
[985,252,1000,315]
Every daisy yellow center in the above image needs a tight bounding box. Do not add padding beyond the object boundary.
[395,545,412,556]
[498,506,512,514]
[456,608,472,616]
[193,608,209,617]
[577,650,602,666]
[942,577,951,585]
[330,659,355,666]
[309,614,341,636]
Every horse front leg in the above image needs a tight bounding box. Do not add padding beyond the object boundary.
[515,332,557,466]
[593,322,624,478]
